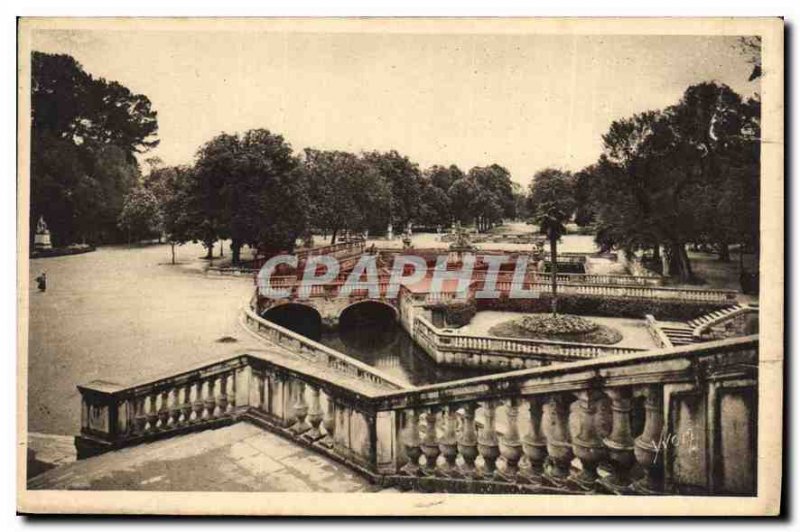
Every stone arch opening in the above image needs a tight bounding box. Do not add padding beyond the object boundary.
[262,303,322,341]
[337,301,399,351]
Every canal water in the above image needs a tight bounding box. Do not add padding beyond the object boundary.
[319,325,487,386]
[264,303,488,386]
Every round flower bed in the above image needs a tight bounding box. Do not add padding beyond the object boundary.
[488,313,623,345]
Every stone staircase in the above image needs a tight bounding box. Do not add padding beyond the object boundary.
[687,304,749,331]
[659,322,697,346]
[660,304,749,346]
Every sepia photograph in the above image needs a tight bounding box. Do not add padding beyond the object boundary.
[15,17,784,516]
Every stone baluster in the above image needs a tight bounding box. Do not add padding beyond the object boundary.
[169,388,182,427]
[191,381,204,423]
[438,405,459,477]
[320,394,336,448]
[544,395,574,485]
[146,393,158,433]
[420,408,441,476]
[227,370,236,411]
[600,387,636,494]
[305,385,324,441]
[217,374,229,415]
[203,379,216,420]
[181,383,193,425]
[401,409,422,476]
[570,389,607,491]
[157,390,170,430]
[500,398,523,481]
[290,380,311,434]
[521,396,547,482]
[478,400,500,478]
[134,396,147,435]
[632,385,664,494]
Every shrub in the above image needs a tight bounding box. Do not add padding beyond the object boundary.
[428,300,477,327]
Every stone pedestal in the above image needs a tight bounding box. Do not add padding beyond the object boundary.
[34,231,52,250]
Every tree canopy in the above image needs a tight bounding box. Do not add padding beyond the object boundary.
[31,52,159,246]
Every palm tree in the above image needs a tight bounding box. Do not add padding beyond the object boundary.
[528,169,576,317]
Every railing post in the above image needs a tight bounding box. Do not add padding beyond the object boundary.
[521,396,547,482]
[420,408,441,476]
[457,402,479,478]
[570,389,607,491]
[438,405,459,477]
[600,387,636,494]
[544,394,574,485]
[321,392,336,448]
[478,400,500,478]
[500,398,523,481]
[401,409,422,476]
[305,385,324,441]
[290,380,311,434]
[633,384,665,494]
[75,381,124,459]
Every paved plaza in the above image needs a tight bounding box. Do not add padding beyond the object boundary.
[29,423,391,492]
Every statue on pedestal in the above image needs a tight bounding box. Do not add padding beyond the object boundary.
[34,216,52,250]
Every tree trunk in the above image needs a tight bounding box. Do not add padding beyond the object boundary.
[668,241,693,282]
[652,244,660,261]
[330,229,338,245]
[171,243,176,265]
[219,241,224,257]
[550,235,558,317]
[717,242,730,262]
[205,241,213,259]
[231,239,241,264]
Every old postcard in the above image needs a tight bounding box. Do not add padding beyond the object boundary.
[16,17,783,516]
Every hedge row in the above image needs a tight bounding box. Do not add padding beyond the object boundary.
[476,293,731,321]
[428,301,477,327]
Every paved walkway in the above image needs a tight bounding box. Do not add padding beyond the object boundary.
[28,423,390,492]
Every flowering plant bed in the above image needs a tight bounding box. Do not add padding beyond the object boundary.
[488,313,623,345]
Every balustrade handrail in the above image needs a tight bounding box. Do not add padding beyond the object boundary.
[693,304,759,337]
[77,355,251,400]
[242,306,408,390]
[371,334,758,410]
[415,315,645,354]
[258,277,734,303]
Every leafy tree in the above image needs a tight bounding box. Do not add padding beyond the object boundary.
[189,129,305,262]
[573,165,596,227]
[528,168,576,316]
[30,52,158,247]
[145,165,194,264]
[426,164,464,194]
[305,149,380,243]
[118,186,161,243]
[417,175,452,227]
[589,82,759,281]
[468,164,516,224]
[363,150,422,228]
[448,176,479,226]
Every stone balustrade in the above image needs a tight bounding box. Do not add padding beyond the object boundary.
[644,314,673,348]
[491,280,736,303]
[243,306,407,391]
[413,315,644,370]
[76,355,250,458]
[76,335,759,496]
[373,335,758,495]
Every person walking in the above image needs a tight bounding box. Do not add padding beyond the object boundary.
[35,272,47,292]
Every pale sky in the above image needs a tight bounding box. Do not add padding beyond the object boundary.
[31,28,758,186]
